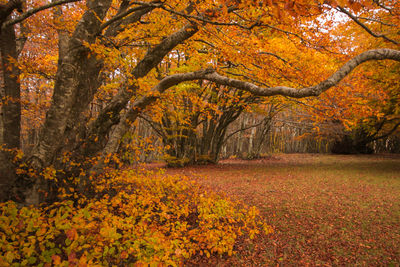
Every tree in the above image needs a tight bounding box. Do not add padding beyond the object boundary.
[293,3,400,153]
[1,0,399,204]
[143,82,261,166]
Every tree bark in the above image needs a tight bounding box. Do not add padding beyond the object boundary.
[0,19,20,201]
[1,23,20,149]
[25,0,113,204]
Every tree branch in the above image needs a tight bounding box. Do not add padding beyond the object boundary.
[259,51,288,63]
[357,16,396,27]
[2,0,80,29]
[93,48,400,170]
[99,1,162,34]
[87,23,199,155]
[337,6,399,45]
[160,5,240,27]
[372,0,393,13]
[113,49,400,115]
[368,120,400,143]
[202,49,400,98]
[223,120,266,145]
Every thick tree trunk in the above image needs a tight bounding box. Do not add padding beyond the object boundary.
[0,21,20,201]
[24,0,113,204]
[1,24,20,149]
[0,150,16,201]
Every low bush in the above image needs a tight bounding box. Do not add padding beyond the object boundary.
[0,168,271,266]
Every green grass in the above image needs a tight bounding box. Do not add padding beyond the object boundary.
[164,154,400,266]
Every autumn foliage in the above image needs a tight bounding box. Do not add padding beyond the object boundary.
[1,0,400,265]
[0,168,271,265]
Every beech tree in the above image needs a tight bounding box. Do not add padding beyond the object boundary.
[293,3,400,153]
[0,0,399,204]
[143,82,261,166]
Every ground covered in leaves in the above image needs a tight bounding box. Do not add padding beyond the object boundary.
[163,154,400,266]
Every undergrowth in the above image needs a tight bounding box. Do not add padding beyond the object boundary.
[0,168,271,266]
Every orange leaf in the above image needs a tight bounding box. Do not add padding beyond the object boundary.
[52,255,61,265]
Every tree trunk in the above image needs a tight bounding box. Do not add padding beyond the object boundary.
[1,22,20,149]
[0,20,20,201]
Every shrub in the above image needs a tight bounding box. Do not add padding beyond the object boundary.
[0,169,271,266]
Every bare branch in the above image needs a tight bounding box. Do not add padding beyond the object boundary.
[372,0,393,13]
[369,120,400,143]
[2,0,80,29]
[358,16,396,27]
[123,48,400,121]
[223,120,266,144]
[337,6,399,45]
[99,1,162,34]
[259,51,287,63]
[105,49,400,122]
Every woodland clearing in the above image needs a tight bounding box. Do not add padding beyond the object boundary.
[163,154,400,266]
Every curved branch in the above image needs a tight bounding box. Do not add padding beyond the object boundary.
[2,0,80,29]
[93,48,400,171]
[99,6,150,33]
[206,49,400,97]
[99,1,161,35]
[86,23,199,156]
[337,6,399,45]
[137,49,399,99]
[113,49,400,116]
[368,120,400,143]
[223,120,266,145]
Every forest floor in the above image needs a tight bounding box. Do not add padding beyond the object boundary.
[158,154,400,266]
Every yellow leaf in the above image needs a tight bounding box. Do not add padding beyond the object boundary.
[5,251,15,263]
